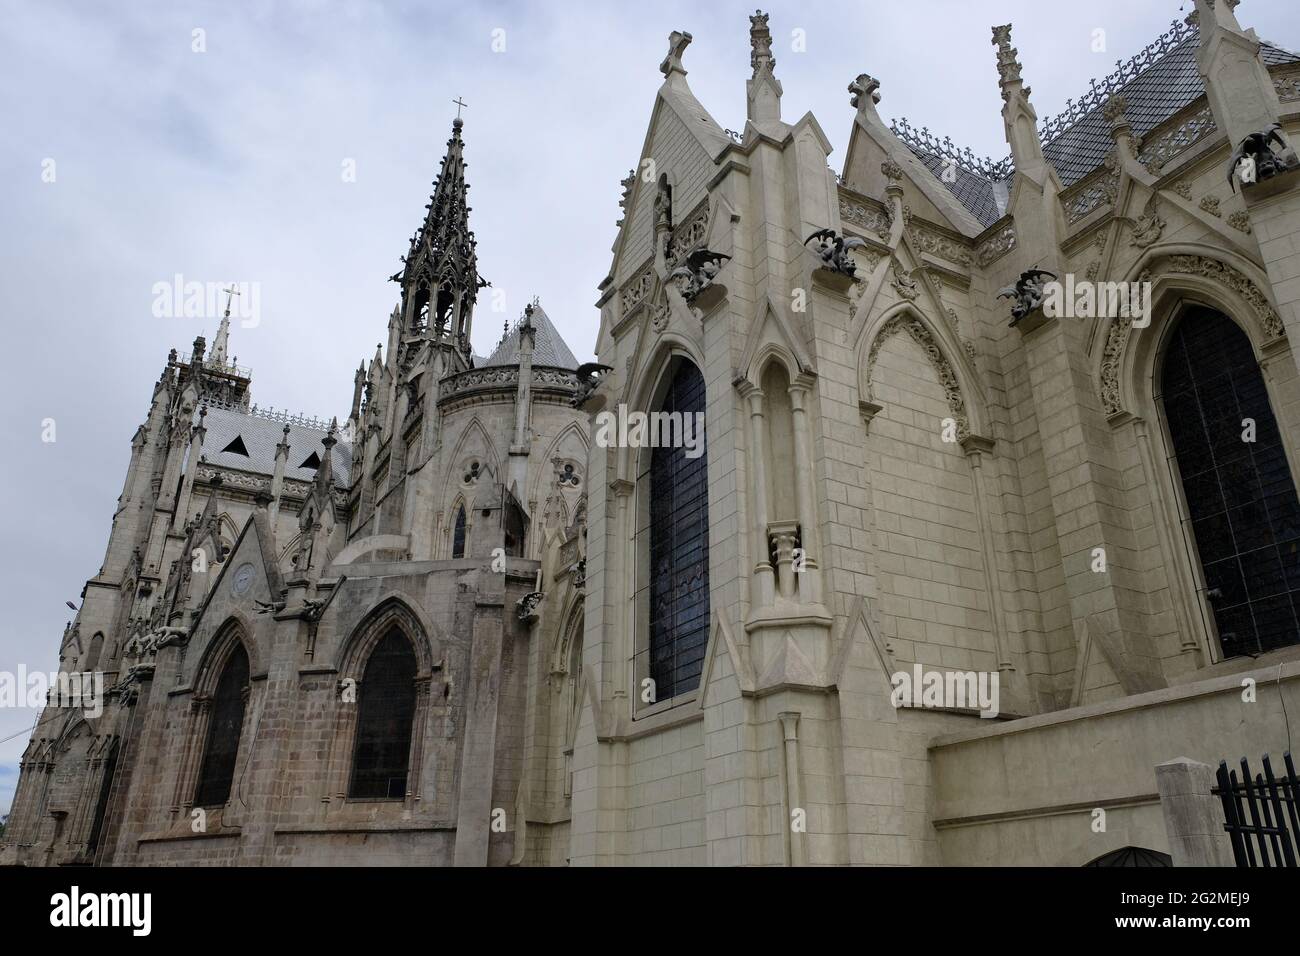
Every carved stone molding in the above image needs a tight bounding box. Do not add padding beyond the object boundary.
[1098,316,1134,416]
[1137,103,1216,174]
[1099,254,1287,414]
[620,263,655,313]
[864,314,970,440]
[1152,255,1284,339]
[839,197,891,238]
[909,224,973,266]
[667,202,710,266]
[975,224,1016,267]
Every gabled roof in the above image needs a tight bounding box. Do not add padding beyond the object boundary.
[894,20,1299,227]
[197,403,351,487]
[480,304,580,370]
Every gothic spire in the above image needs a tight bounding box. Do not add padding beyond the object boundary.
[396,114,487,358]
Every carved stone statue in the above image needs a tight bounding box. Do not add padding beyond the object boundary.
[997,269,1058,324]
[805,228,866,277]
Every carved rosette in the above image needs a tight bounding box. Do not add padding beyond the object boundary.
[865,314,970,440]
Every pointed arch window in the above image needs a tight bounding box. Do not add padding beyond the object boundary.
[84,632,104,672]
[348,629,418,799]
[645,359,710,701]
[503,492,527,558]
[1160,307,1300,656]
[452,505,467,559]
[194,642,250,807]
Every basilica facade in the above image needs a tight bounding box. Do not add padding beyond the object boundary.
[5,0,1300,866]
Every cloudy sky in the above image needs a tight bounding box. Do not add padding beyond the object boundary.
[1,0,1295,816]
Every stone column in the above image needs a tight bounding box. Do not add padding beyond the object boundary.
[738,383,775,611]
[1155,757,1235,866]
[778,712,804,867]
[787,377,822,606]
[960,435,1012,672]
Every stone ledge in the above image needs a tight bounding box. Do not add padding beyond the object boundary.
[928,655,1300,751]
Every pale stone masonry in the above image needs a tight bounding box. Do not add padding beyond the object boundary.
[5,0,1300,866]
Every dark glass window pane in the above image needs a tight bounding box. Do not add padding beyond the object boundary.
[452,506,467,559]
[194,642,250,807]
[349,629,418,799]
[1162,308,1300,655]
[648,360,710,700]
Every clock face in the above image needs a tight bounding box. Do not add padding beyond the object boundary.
[232,562,256,596]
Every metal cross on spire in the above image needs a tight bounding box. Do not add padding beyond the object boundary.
[221,284,241,318]
[452,96,468,120]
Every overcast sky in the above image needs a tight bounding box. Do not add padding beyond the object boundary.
[1,0,1295,816]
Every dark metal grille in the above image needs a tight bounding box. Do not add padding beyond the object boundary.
[348,628,417,800]
[194,643,249,807]
[648,360,709,701]
[1214,753,1300,867]
[452,505,467,559]
[1160,307,1300,656]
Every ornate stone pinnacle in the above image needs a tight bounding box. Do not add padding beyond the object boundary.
[660,30,692,78]
[750,10,775,77]
[991,23,1023,95]
[881,158,903,182]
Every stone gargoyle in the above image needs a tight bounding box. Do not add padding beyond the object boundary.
[669,249,731,302]
[1228,124,1297,192]
[571,362,612,409]
[997,269,1057,324]
[805,228,866,277]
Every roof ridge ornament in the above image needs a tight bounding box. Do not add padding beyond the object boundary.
[848,74,881,111]
[660,30,692,79]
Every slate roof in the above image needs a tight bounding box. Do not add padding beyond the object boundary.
[900,24,1299,229]
[480,304,580,369]
[197,403,352,487]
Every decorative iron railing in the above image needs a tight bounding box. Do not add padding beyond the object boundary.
[1214,753,1300,867]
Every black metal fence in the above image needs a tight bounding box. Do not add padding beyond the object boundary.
[1214,754,1300,867]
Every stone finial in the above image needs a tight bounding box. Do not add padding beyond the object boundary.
[1102,93,1127,125]
[660,30,692,78]
[750,10,775,77]
[991,24,1024,98]
[849,73,881,110]
[881,158,903,182]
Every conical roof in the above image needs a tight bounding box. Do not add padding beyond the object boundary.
[481,304,580,370]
